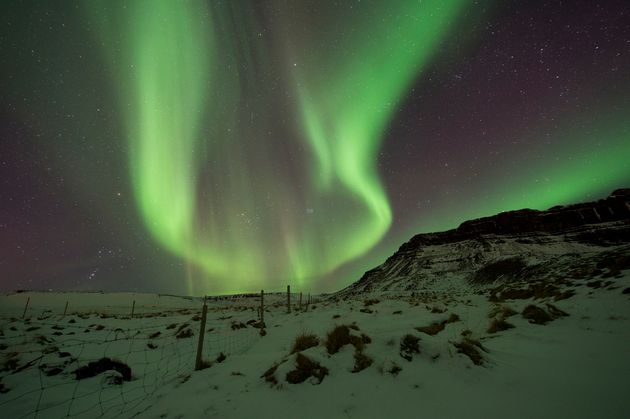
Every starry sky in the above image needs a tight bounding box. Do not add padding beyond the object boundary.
[1,0,629,296]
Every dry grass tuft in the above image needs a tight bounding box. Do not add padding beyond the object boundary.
[290,334,319,354]
[399,334,420,361]
[175,328,194,339]
[286,353,328,384]
[352,351,373,373]
[325,325,352,354]
[452,338,486,366]
[262,363,279,385]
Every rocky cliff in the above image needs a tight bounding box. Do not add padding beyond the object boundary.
[339,189,630,297]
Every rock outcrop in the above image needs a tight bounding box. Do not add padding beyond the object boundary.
[339,189,630,297]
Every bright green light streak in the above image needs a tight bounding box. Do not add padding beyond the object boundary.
[291,0,464,279]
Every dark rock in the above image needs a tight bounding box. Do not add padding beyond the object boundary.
[338,189,630,296]
[73,358,131,381]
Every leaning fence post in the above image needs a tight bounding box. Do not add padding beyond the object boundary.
[299,292,302,311]
[260,290,265,336]
[195,296,208,371]
[63,301,68,317]
[130,300,135,319]
[22,297,30,319]
[287,285,291,314]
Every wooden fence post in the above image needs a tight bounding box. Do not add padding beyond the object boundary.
[287,285,291,313]
[299,292,302,311]
[130,300,136,319]
[63,301,68,317]
[22,297,30,319]
[195,296,208,371]
[305,293,310,312]
[260,290,265,336]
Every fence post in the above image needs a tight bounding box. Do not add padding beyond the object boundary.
[305,293,310,312]
[195,296,208,371]
[22,297,30,319]
[63,301,68,317]
[287,285,291,314]
[299,292,302,311]
[260,290,265,336]
[130,300,135,319]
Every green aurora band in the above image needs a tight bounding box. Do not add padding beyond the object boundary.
[91,1,464,294]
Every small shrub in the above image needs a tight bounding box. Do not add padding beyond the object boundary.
[332,314,341,319]
[148,331,161,339]
[291,334,319,354]
[286,353,328,384]
[392,310,402,315]
[399,334,420,361]
[216,352,226,363]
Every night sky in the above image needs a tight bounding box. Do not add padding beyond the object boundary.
[1,1,629,295]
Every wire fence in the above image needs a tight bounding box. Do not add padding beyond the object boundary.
[0,297,265,418]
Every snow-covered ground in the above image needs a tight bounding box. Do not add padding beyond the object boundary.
[1,273,629,419]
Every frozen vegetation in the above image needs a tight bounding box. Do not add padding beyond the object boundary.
[1,266,629,418]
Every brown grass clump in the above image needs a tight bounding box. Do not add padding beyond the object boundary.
[262,363,279,385]
[415,322,445,336]
[325,325,352,354]
[487,318,515,334]
[488,304,517,319]
[175,328,194,339]
[522,305,552,325]
[286,353,329,384]
[325,325,366,353]
[399,334,420,361]
[452,338,486,366]
[290,334,319,354]
[352,351,373,373]
[388,363,402,376]
[446,313,460,323]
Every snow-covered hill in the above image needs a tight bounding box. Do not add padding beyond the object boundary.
[339,189,630,297]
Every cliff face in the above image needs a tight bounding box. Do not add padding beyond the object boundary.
[339,189,630,297]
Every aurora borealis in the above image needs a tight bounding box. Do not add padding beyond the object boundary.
[1,1,629,295]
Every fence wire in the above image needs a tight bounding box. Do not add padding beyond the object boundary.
[0,302,262,419]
